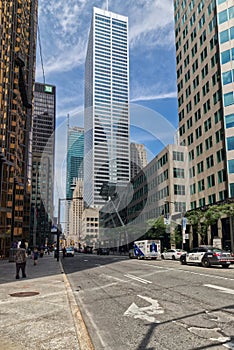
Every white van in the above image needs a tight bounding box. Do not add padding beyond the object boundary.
[129,240,161,260]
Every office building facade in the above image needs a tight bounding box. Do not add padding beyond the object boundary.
[65,127,84,236]
[84,7,130,207]
[0,0,38,253]
[69,179,84,247]
[130,142,148,179]
[30,83,56,246]
[174,0,234,209]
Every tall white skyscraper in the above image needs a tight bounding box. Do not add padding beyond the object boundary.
[84,7,130,207]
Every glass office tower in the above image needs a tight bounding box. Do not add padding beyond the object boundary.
[84,7,130,207]
[0,0,38,253]
[30,83,56,246]
[65,127,84,235]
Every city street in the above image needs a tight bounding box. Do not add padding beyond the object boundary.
[62,253,234,350]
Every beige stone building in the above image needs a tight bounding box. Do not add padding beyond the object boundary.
[130,142,148,179]
[69,179,84,247]
[174,0,234,249]
[81,208,99,247]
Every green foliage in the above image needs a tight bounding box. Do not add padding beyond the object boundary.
[185,203,234,240]
[171,226,182,247]
[145,216,166,240]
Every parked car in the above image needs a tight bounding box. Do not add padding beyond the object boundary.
[180,246,234,268]
[83,246,93,254]
[161,249,187,260]
[65,247,74,257]
[97,248,109,255]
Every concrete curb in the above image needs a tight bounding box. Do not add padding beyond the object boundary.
[59,260,94,350]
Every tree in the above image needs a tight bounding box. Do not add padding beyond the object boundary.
[145,217,166,240]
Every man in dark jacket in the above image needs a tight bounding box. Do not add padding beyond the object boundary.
[15,240,27,279]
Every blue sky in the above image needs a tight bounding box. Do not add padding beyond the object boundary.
[36,0,178,202]
[36,0,178,124]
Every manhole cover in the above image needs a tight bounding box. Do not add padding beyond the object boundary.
[9,291,39,297]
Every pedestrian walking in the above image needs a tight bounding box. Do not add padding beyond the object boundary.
[32,247,39,265]
[15,240,27,279]
[62,246,66,258]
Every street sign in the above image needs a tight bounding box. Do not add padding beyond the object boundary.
[51,225,58,233]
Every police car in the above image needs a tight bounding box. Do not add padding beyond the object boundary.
[180,246,234,268]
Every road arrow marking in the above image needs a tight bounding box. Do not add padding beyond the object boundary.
[124,295,164,323]
[204,284,234,295]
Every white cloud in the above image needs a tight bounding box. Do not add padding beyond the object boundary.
[36,0,175,78]
[131,91,177,102]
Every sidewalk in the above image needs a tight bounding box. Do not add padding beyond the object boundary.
[0,254,93,350]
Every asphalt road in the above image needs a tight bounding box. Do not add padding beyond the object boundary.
[62,254,234,350]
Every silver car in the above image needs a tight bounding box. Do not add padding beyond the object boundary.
[161,249,187,260]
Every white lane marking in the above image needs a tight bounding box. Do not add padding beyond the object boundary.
[204,284,234,295]
[124,295,164,323]
[124,274,152,284]
[104,274,128,283]
[86,282,119,292]
[130,261,234,282]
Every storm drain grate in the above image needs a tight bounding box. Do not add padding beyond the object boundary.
[9,291,40,297]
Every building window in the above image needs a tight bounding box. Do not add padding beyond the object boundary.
[198,179,205,192]
[173,151,184,161]
[218,169,226,183]
[195,109,201,122]
[224,92,234,107]
[208,194,216,204]
[206,155,214,169]
[221,49,233,65]
[230,183,234,196]
[189,166,195,178]
[187,116,193,129]
[199,197,206,207]
[214,109,223,124]
[202,81,209,96]
[173,168,185,178]
[186,101,192,113]
[204,117,212,132]
[225,114,234,128]
[190,201,197,210]
[219,190,227,201]
[189,149,194,161]
[194,92,200,105]
[197,161,204,174]
[227,136,234,150]
[218,9,228,25]
[195,126,202,139]
[190,183,196,195]
[203,99,210,114]
[222,70,233,86]
[188,133,194,145]
[207,174,215,188]
[217,149,225,163]
[179,124,185,136]
[201,64,209,79]
[216,129,223,143]
[174,184,185,195]
[196,143,203,156]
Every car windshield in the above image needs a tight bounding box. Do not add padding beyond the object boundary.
[66,248,73,251]
[210,248,222,253]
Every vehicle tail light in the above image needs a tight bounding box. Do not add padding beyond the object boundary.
[213,252,220,257]
[177,252,182,255]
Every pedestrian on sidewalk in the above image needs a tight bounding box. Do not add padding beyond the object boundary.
[15,240,27,279]
[32,247,39,265]
[62,246,66,258]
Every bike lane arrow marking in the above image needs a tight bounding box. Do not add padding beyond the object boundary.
[124,295,164,323]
